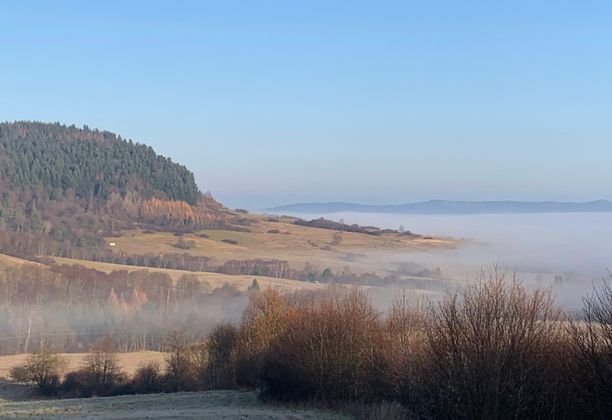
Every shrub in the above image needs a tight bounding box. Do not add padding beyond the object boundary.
[131,362,163,394]
[566,278,612,418]
[380,294,428,407]
[260,289,385,402]
[173,237,195,249]
[236,289,292,388]
[62,370,95,398]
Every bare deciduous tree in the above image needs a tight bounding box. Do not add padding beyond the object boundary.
[84,335,125,395]
[10,349,66,394]
[164,329,194,392]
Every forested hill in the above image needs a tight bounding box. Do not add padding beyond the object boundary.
[0,121,199,204]
[0,121,230,259]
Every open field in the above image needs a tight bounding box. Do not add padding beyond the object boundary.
[0,254,43,270]
[104,214,456,276]
[0,352,167,380]
[0,390,349,419]
[0,211,458,296]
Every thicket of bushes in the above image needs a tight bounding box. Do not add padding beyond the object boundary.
[12,272,612,419]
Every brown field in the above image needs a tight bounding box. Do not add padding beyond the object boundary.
[0,254,43,270]
[104,214,456,276]
[0,352,167,380]
[0,213,457,296]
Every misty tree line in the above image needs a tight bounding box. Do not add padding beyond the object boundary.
[0,264,250,355]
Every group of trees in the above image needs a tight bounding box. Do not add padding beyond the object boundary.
[0,263,248,355]
[0,121,199,204]
[294,217,413,236]
[12,326,241,398]
[12,273,612,419]
[13,336,130,397]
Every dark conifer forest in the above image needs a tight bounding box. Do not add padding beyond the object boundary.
[0,121,199,204]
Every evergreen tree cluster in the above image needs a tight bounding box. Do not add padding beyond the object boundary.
[0,121,200,205]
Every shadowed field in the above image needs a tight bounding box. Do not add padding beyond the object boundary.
[0,390,348,419]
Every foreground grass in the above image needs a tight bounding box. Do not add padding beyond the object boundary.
[0,390,349,419]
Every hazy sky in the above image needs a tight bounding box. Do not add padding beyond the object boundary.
[1,1,611,209]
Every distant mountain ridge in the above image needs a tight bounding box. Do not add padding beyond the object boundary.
[267,200,612,214]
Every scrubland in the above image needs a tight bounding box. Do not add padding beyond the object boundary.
[2,269,610,419]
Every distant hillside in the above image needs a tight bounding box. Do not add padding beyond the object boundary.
[0,121,229,260]
[268,200,612,214]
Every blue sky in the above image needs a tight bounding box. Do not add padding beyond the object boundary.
[1,1,611,209]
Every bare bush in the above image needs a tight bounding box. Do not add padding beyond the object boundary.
[420,269,562,419]
[236,289,292,388]
[566,278,612,418]
[203,323,239,389]
[380,293,428,407]
[260,288,385,402]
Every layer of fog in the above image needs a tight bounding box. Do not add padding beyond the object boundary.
[284,211,612,308]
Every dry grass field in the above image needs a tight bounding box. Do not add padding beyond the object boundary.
[0,213,457,296]
[0,254,43,270]
[104,214,456,277]
[0,352,167,380]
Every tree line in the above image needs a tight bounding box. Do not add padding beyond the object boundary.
[0,263,248,355]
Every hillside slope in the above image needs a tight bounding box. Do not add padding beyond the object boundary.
[0,121,230,260]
